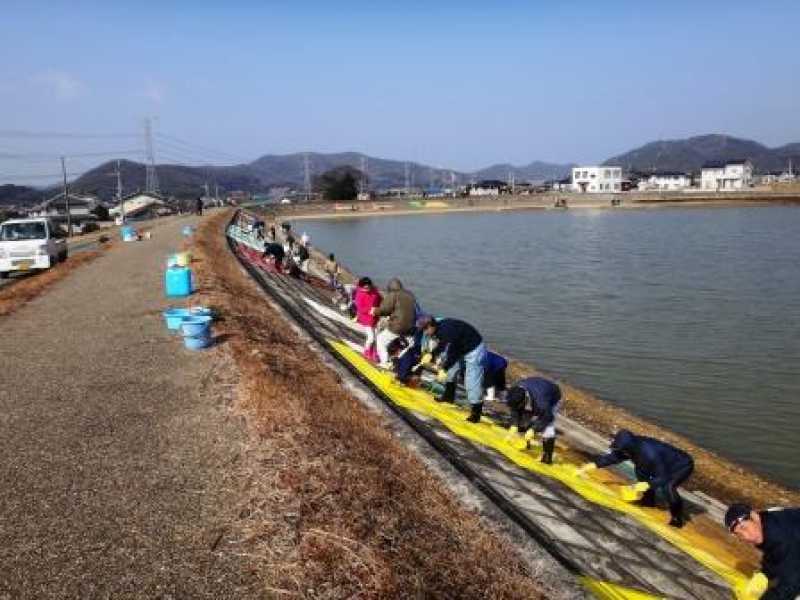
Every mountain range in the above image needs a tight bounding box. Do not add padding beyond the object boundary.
[2,133,799,206]
[605,134,800,173]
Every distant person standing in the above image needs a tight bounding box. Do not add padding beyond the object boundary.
[195,196,204,216]
[324,253,340,289]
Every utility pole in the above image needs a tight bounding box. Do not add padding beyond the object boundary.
[61,156,71,237]
[303,153,311,202]
[360,155,368,195]
[144,117,159,194]
[116,159,124,223]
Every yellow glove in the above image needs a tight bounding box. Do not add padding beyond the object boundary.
[524,429,536,443]
[633,481,650,492]
[576,463,597,477]
[436,369,448,383]
[420,353,433,366]
[744,572,768,599]
[504,426,519,443]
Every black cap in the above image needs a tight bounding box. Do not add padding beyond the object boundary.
[724,503,752,531]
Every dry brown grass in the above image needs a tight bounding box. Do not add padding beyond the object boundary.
[190,210,550,600]
[0,245,110,317]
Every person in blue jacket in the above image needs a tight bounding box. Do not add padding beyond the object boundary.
[505,377,562,464]
[725,503,800,600]
[483,351,508,402]
[417,315,487,423]
[590,429,694,528]
[387,333,423,385]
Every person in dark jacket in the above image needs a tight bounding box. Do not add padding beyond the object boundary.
[418,315,487,423]
[725,504,800,600]
[588,429,694,528]
[262,242,285,269]
[505,377,562,464]
[195,196,204,216]
[387,333,423,385]
[483,351,508,402]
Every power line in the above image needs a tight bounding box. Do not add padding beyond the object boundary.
[0,130,137,139]
[155,132,251,164]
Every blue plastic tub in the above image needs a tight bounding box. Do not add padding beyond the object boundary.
[180,316,212,337]
[182,225,195,237]
[121,226,137,242]
[188,306,213,318]
[164,266,193,297]
[183,334,211,350]
[163,307,191,330]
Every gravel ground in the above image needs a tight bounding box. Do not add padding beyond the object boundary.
[0,216,258,599]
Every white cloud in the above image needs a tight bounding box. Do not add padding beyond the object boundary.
[141,80,166,104]
[32,69,86,101]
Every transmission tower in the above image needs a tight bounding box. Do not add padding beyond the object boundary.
[144,117,159,194]
[303,153,311,202]
[360,155,368,194]
[404,162,410,196]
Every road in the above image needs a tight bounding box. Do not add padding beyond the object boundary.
[0,217,258,598]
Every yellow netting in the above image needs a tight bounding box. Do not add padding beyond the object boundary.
[330,340,758,600]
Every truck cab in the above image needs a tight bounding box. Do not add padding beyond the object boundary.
[0,218,68,278]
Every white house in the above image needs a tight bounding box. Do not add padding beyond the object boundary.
[28,192,98,232]
[109,191,168,220]
[638,171,693,191]
[700,160,753,191]
[468,180,504,196]
[572,166,622,193]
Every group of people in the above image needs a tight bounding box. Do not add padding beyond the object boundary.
[260,222,312,277]
[252,217,800,599]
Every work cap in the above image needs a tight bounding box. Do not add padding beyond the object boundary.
[724,503,752,531]
[416,314,433,329]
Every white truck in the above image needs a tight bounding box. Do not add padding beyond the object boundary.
[0,218,68,278]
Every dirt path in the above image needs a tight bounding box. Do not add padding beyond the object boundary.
[0,216,257,598]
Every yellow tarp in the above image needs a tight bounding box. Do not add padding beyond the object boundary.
[329,340,758,600]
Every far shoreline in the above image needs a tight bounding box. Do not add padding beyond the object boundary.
[254,191,800,222]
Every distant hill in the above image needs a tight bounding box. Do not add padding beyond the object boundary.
[0,184,44,207]
[472,160,573,182]
[604,134,800,173]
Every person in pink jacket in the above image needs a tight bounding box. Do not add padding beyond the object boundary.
[354,277,383,362]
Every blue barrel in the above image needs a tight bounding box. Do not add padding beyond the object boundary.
[180,316,211,337]
[164,266,193,297]
[121,226,137,242]
[183,334,211,350]
[163,307,191,330]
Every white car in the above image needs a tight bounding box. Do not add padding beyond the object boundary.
[0,218,68,278]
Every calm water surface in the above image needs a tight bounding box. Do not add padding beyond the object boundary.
[298,207,800,488]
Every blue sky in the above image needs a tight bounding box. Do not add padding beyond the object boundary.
[2,1,799,183]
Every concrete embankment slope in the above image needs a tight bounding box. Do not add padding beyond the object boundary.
[227,226,760,600]
[0,216,256,598]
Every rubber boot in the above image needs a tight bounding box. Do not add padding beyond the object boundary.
[541,437,555,465]
[436,382,456,404]
[668,496,685,528]
[466,403,483,423]
[636,487,656,508]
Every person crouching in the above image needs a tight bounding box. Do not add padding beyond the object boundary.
[505,377,561,464]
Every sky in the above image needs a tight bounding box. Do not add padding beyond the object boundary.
[2,0,800,184]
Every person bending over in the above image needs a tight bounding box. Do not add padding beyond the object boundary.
[725,503,800,600]
[505,377,562,464]
[582,429,694,528]
[418,315,487,423]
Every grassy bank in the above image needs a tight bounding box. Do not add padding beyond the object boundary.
[191,210,553,599]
